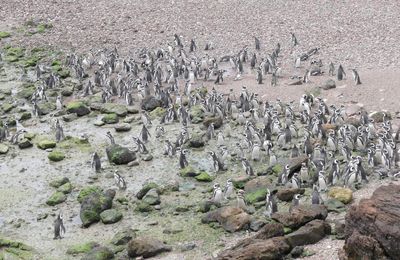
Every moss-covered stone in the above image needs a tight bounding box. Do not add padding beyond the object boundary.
[189,105,205,123]
[22,55,41,67]
[149,107,166,118]
[0,31,11,38]
[106,144,136,165]
[4,47,25,62]
[0,237,33,260]
[245,188,268,204]
[66,241,99,255]
[102,113,119,124]
[18,138,33,149]
[100,103,128,117]
[57,182,73,194]
[136,182,159,199]
[78,186,102,203]
[135,202,153,212]
[195,171,213,182]
[37,139,56,149]
[17,84,36,99]
[100,209,123,224]
[80,191,113,228]
[37,102,56,115]
[24,132,36,140]
[232,176,250,189]
[49,177,70,188]
[179,166,199,177]
[111,229,136,246]
[272,164,283,174]
[81,246,114,260]
[2,103,14,113]
[0,143,9,154]
[58,136,91,152]
[48,150,65,161]
[66,101,90,116]
[46,191,67,206]
[19,112,32,121]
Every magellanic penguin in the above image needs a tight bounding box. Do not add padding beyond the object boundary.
[236,189,247,211]
[241,158,254,176]
[54,212,66,239]
[224,178,234,200]
[209,151,226,172]
[337,64,346,81]
[351,69,362,85]
[91,152,101,172]
[212,183,223,206]
[289,194,301,213]
[114,171,127,190]
[311,184,323,205]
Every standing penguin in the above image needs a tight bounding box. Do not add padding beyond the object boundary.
[54,212,66,239]
[91,152,101,173]
[289,194,301,213]
[328,62,335,76]
[254,37,261,51]
[351,69,362,85]
[337,64,346,81]
[236,190,247,211]
[311,185,322,205]
[140,125,151,143]
[179,149,189,169]
[224,179,234,199]
[114,171,127,190]
[212,183,223,206]
[241,158,254,176]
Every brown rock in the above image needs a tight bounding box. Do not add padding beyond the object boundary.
[244,176,272,193]
[217,236,291,260]
[272,205,328,229]
[127,237,172,258]
[276,188,305,202]
[288,156,308,176]
[201,206,251,232]
[342,184,400,260]
[232,223,285,249]
[286,219,331,247]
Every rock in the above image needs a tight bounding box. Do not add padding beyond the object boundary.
[322,123,338,132]
[369,111,392,123]
[286,219,331,247]
[136,182,159,199]
[63,113,78,122]
[81,246,114,260]
[111,229,136,246]
[217,236,291,260]
[66,241,99,255]
[244,176,271,193]
[57,182,73,194]
[80,190,113,227]
[245,189,268,204]
[127,237,172,258]
[195,171,213,182]
[46,192,67,206]
[142,188,161,205]
[18,138,33,149]
[320,79,336,90]
[114,123,131,132]
[332,220,346,239]
[232,176,251,189]
[328,187,353,204]
[288,79,302,85]
[37,102,56,115]
[66,101,90,116]
[37,139,56,149]
[324,199,346,213]
[135,202,153,212]
[288,156,308,175]
[101,113,119,124]
[149,107,166,118]
[141,96,162,111]
[48,150,65,162]
[0,237,34,259]
[289,246,304,258]
[175,205,190,213]
[198,201,216,213]
[17,84,36,99]
[77,186,103,203]
[189,134,205,148]
[249,219,267,231]
[106,144,136,165]
[100,103,128,117]
[253,223,285,240]
[0,143,9,154]
[276,188,305,202]
[179,166,198,177]
[203,116,223,129]
[49,177,70,188]
[272,205,328,229]
[94,120,105,126]
[180,241,196,252]
[142,154,153,161]
[346,105,363,116]
[189,105,205,123]
[201,206,251,232]
[343,184,400,260]
[100,209,123,224]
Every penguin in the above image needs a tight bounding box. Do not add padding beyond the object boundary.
[271,72,277,87]
[254,37,261,51]
[265,189,278,217]
[179,149,189,169]
[212,183,223,206]
[236,190,247,211]
[256,68,263,84]
[56,96,63,110]
[207,123,215,140]
[106,131,115,145]
[114,171,127,190]
[55,120,65,143]
[318,171,328,192]
[289,194,301,213]
[155,126,165,139]
[300,162,309,184]
[141,111,152,127]
[241,158,254,176]
[351,69,362,85]
[251,143,261,161]
[140,124,151,143]
[311,185,322,205]
[209,151,226,172]
[224,179,234,200]
[291,32,299,46]
[337,64,346,81]
[91,152,101,173]
[278,164,290,185]
[217,132,225,147]
[189,39,197,52]
[53,212,66,239]
[328,62,335,76]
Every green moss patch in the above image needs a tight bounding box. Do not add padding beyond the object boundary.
[0,31,11,39]
[48,150,65,162]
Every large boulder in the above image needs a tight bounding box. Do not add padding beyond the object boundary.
[217,236,291,260]
[127,237,172,258]
[201,206,251,232]
[66,101,90,116]
[276,188,305,202]
[286,219,331,247]
[106,144,136,165]
[79,190,114,227]
[100,209,123,224]
[272,205,328,229]
[141,96,162,111]
[342,184,400,260]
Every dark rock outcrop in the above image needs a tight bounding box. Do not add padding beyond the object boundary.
[286,219,331,247]
[272,205,328,229]
[201,206,251,232]
[106,144,136,165]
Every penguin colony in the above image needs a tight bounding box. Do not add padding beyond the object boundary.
[1,32,399,241]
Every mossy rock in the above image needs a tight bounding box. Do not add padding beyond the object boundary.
[19,112,32,121]
[0,31,11,38]
[135,202,153,212]
[195,172,213,182]
[272,164,283,174]
[49,177,70,188]
[37,102,57,115]
[2,103,14,113]
[24,132,36,140]
[80,192,113,228]
[179,166,199,177]
[100,209,123,224]
[46,191,67,206]
[81,246,114,260]
[111,229,136,246]
[149,107,166,118]
[17,84,36,99]
[245,188,268,204]
[21,55,41,67]
[37,139,56,149]
[106,144,136,165]
[102,113,119,124]
[18,138,33,149]
[66,101,90,116]
[57,182,73,194]
[189,105,205,123]
[78,186,102,203]
[0,237,33,260]
[58,136,91,152]
[136,182,159,199]
[56,69,70,79]
[284,227,293,234]
[101,103,128,117]
[4,47,25,62]
[232,176,251,189]
[48,150,65,162]
[66,241,99,255]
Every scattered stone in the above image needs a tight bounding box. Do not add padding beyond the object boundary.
[80,190,114,227]
[328,187,353,204]
[249,219,267,231]
[106,144,136,165]
[276,188,305,202]
[203,116,223,129]
[179,166,198,177]
[66,241,99,255]
[100,103,128,117]
[142,188,161,205]
[149,107,166,118]
[135,202,153,212]
[77,186,103,203]
[369,111,392,123]
[180,241,196,252]
[141,96,162,111]
[142,154,153,161]
[0,143,9,154]
[57,182,73,194]
[114,123,131,132]
[81,246,114,260]
[46,192,67,206]
[100,209,123,224]
[189,134,205,148]
[320,79,336,90]
[37,139,56,149]
[136,182,159,199]
[66,101,90,116]
[232,176,251,189]
[49,177,70,188]
[37,102,56,115]
[36,212,48,221]
[102,113,119,124]
[244,176,271,193]
[18,138,33,149]
[245,188,268,204]
[201,206,251,232]
[324,199,346,213]
[48,150,65,162]
[286,219,331,247]
[127,237,172,258]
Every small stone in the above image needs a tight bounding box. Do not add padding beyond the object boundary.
[142,154,153,161]
[102,113,119,124]
[142,188,160,205]
[48,150,65,162]
[195,171,213,182]
[46,192,67,206]
[18,138,33,149]
[0,143,9,154]
[57,182,73,194]
[100,209,123,224]
[114,123,131,132]
[37,139,56,149]
[49,177,70,188]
